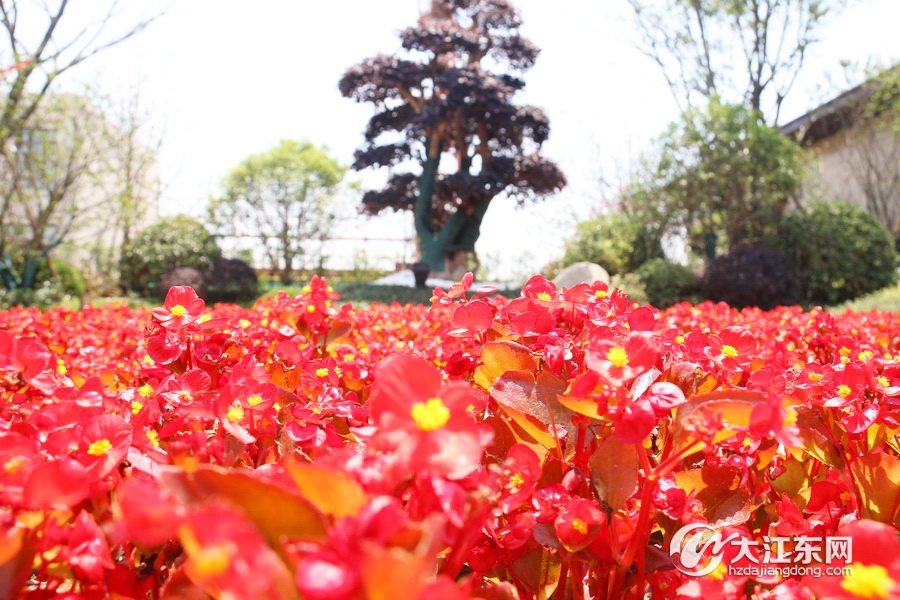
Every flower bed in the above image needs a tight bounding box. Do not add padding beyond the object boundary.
[2,275,899,599]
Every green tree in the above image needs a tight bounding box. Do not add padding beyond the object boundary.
[561,211,664,276]
[120,215,220,297]
[339,0,565,278]
[623,99,803,258]
[208,140,345,286]
[626,0,846,123]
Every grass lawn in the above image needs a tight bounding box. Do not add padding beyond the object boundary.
[829,282,900,313]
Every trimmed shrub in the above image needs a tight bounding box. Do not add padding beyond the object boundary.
[776,201,898,306]
[636,258,700,308]
[562,212,663,276]
[157,266,208,300]
[121,216,221,297]
[700,244,801,310]
[207,257,259,304]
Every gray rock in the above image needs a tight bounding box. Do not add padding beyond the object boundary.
[552,261,610,289]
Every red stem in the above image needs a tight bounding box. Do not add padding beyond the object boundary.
[611,444,657,597]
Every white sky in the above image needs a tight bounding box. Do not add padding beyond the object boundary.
[60,0,900,281]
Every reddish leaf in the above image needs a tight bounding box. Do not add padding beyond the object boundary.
[509,547,562,600]
[491,370,572,451]
[285,462,368,518]
[672,389,764,451]
[672,466,752,528]
[850,452,900,524]
[474,341,536,390]
[161,465,328,546]
[589,435,640,513]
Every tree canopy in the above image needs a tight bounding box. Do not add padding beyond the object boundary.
[208,140,346,285]
[626,0,846,124]
[339,0,565,276]
[623,99,804,258]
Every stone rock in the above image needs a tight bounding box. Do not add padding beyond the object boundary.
[552,261,610,289]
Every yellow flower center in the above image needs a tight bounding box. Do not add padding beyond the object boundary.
[138,383,154,398]
[4,456,26,475]
[147,430,160,447]
[410,397,451,431]
[783,406,798,427]
[226,403,244,423]
[859,350,874,361]
[675,335,685,344]
[606,346,629,368]
[179,391,193,403]
[837,384,853,398]
[571,518,588,534]
[878,376,891,387]
[246,394,263,406]
[315,367,329,377]
[180,526,232,579]
[841,563,895,599]
[721,344,738,358]
[808,372,824,382]
[199,314,212,323]
[839,346,852,356]
[239,319,251,328]
[594,290,607,299]
[536,291,553,302]
[709,561,729,581]
[87,439,112,456]
[307,305,316,313]
[131,401,144,415]
[169,304,187,318]
[508,473,525,489]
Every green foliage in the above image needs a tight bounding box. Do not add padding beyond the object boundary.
[209,139,345,285]
[562,212,664,277]
[0,280,79,310]
[34,258,86,297]
[776,201,898,306]
[700,244,802,310]
[636,259,699,308]
[832,282,900,313]
[624,99,803,257]
[120,216,221,297]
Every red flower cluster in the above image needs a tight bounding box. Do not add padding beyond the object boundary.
[1,277,900,599]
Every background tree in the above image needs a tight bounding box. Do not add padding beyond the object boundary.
[0,93,109,291]
[208,140,345,286]
[626,0,845,123]
[0,1,164,297]
[339,0,565,278]
[0,89,161,296]
[622,99,804,258]
[0,1,164,149]
[86,87,162,292]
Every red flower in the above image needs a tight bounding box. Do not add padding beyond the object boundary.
[151,285,205,329]
[586,331,659,385]
[368,353,492,479]
[554,496,606,552]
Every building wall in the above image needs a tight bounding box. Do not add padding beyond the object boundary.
[800,115,900,237]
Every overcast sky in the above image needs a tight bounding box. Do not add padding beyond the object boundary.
[62,0,900,280]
